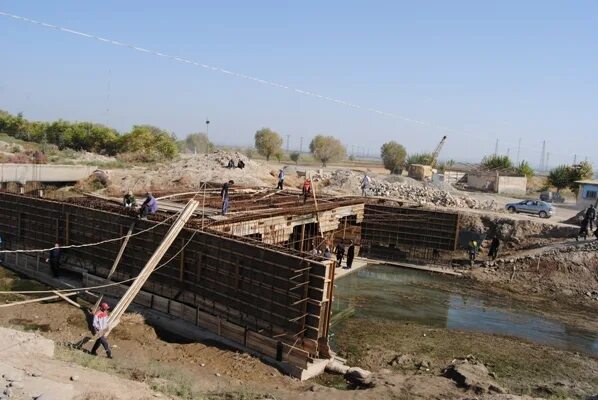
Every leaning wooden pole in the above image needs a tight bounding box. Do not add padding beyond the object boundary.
[92,221,136,313]
[106,200,199,335]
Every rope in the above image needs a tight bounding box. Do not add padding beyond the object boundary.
[0,229,199,297]
[0,207,182,254]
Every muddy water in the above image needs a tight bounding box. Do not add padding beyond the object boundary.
[332,264,598,355]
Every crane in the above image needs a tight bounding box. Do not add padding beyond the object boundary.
[430,135,447,167]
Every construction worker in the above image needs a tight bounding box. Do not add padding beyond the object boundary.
[221,180,234,215]
[323,246,332,259]
[361,173,371,197]
[91,302,113,359]
[237,160,245,169]
[123,191,136,209]
[345,241,355,269]
[488,237,500,260]
[585,205,596,231]
[277,168,285,190]
[334,240,345,267]
[467,240,479,266]
[302,178,312,204]
[139,192,158,220]
[46,242,62,278]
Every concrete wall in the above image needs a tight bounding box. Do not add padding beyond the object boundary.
[467,172,498,192]
[577,183,598,209]
[497,176,527,196]
[0,164,97,183]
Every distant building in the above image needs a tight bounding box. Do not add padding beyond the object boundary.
[575,180,598,209]
[466,171,528,196]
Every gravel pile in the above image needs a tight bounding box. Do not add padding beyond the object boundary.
[327,170,495,210]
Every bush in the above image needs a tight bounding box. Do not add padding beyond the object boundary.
[380,141,407,174]
[309,135,346,167]
[290,151,300,164]
[407,152,435,166]
[481,155,514,170]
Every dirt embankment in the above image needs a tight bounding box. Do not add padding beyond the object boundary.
[470,242,598,309]
[459,212,578,251]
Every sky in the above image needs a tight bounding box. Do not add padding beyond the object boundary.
[1,1,597,167]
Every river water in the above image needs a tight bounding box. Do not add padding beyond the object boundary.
[332,264,598,356]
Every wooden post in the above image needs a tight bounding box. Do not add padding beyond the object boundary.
[179,237,185,282]
[64,213,70,245]
[300,224,305,252]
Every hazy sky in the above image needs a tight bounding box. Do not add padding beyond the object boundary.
[1,1,597,167]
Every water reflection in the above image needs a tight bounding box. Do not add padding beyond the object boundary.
[333,265,598,355]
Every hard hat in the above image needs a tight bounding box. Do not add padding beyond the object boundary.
[100,302,110,311]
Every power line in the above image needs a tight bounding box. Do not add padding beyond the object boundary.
[0,10,461,137]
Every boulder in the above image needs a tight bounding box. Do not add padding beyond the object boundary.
[443,358,506,394]
[344,367,373,387]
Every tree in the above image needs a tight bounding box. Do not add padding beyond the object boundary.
[515,161,535,179]
[183,132,213,154]
[289,151,300,164]
[254,128,283,161]
[309,135,346,167]
[481,155,514,170]
[569,161,593,193]
[406,152,435,166]
[119,125,178,160]
[380,141,407,174]
[547,165,571,192]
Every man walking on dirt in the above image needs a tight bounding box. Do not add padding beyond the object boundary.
[221,180,234,215]
[46,242,62,278]
[361,173,371,197]
[488,237,500,260]
[585,205,596,231]
[91,302,113,359]
[277,168,285,190]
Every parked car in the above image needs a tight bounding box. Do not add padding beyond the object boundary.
[539,191,565,203]
[505,200,554,218]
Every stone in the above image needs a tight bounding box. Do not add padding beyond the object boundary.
[215,373,221,377]
[325,360,349,375]
[8,382,23,389]
[344,367,373,387]
[70,375,79,382]
[2,388,12,397]
[443,358,506,394]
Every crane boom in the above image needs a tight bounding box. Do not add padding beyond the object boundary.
[431,135,447,165]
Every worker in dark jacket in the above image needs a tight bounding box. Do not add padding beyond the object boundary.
[488,237,500,260]
[221,180,234,215]
[345,241,355,269]
[139,192,158,220]
[334,240,345,268]
[46,242,62,277]
[277,169,285,190]
[585,205,596,231]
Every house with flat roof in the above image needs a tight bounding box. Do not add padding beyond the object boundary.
[575,180,598,209]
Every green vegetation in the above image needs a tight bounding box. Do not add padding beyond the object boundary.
[481,154,514,170]
[406,152,435,166]
[380,141,407,174]
[180,132,214,154]
[0,110,179,162]
[309,135,346,167]
[289,151,300,164]
[547,161,593,193]
[254,128,283,161]
[515,161,535,179]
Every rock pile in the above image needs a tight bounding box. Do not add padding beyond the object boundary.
[327,170,495,209]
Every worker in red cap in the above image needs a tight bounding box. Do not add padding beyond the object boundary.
[91,302,112,358]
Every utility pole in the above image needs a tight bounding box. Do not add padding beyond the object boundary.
[516,137,521,164]
[205,119,210,154]
[494,138,499,156]
[540,140,546,171]
[546,152,550,170]
[573,154,577,164]
[286,134,290,153]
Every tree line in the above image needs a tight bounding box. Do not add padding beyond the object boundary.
[0,110,224,162]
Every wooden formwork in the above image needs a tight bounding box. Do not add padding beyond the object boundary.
[0,193,333,372]
[360,204,460,262]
